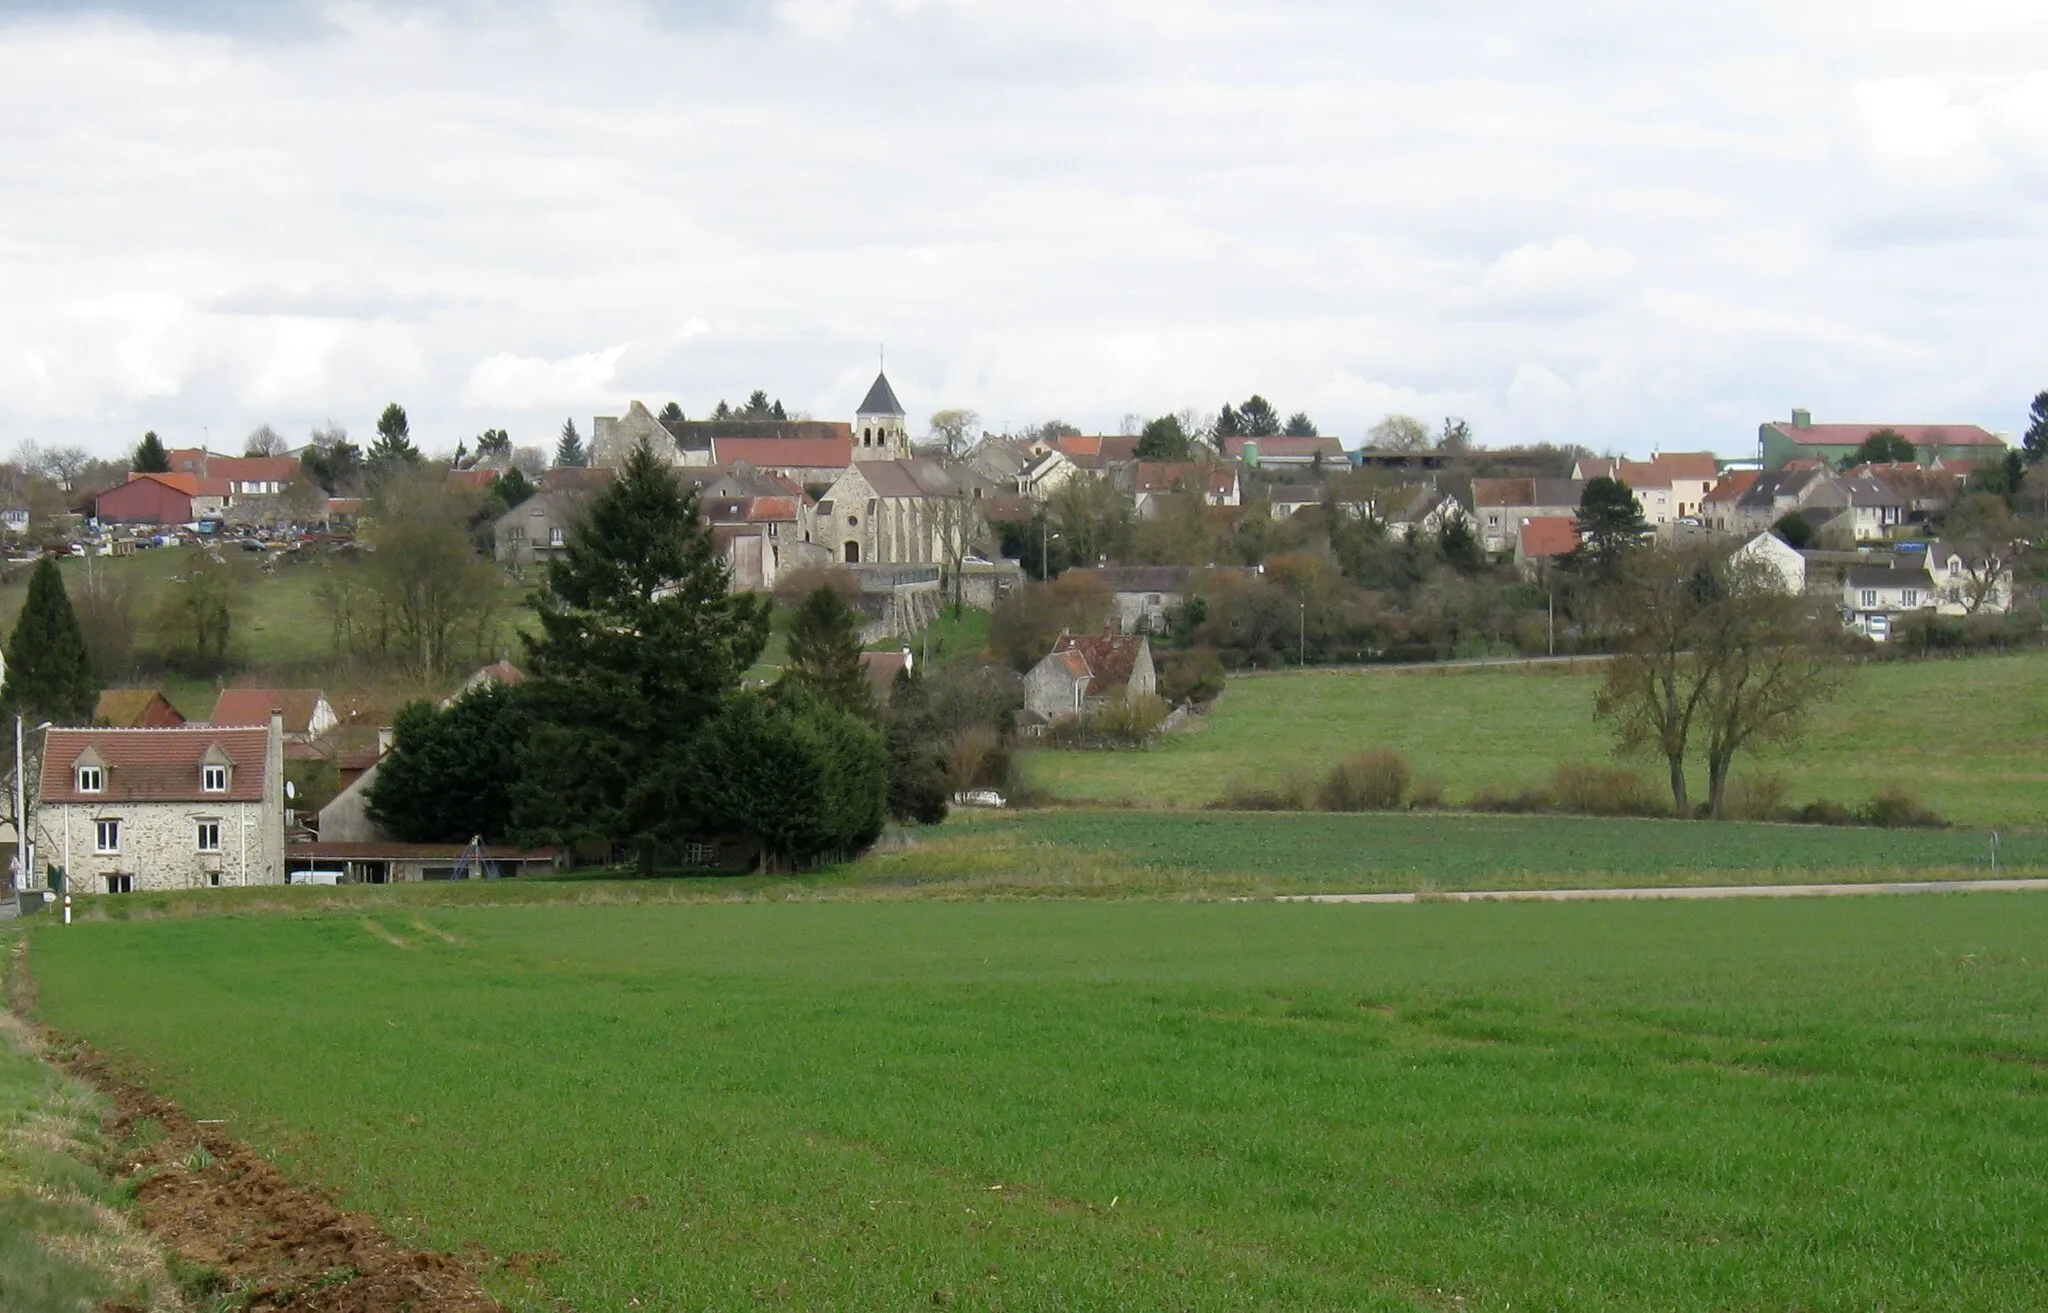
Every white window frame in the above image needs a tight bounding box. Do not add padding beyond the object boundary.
[1901,589,1918,607]
[94,819,121,854]
[1861,589,1877,608]
[203,764,229,793]
[196,820,222,853]
[77,765,104,793]
[105,874,132,894]
[548,526,565,546]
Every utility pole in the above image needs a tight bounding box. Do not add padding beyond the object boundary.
[1298,601,1306,669]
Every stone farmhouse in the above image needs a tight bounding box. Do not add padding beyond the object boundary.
[36,718,286,895]
[1022,632,1157,727]
[1471,478,1583,553]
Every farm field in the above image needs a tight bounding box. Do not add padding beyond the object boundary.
[1026,652,2048,826]
[31,897,2048,1310]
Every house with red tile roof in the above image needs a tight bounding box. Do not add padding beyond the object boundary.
[94,689,187,729]
[35,718,286,894]
[1022,632,1157,725]
[95,472,231,525]
[1132,463,1241,518]
[1220,435,1346,468]
[1759,409,2007,470]
[210,689,338,743]
[1514,516,1581,575]
[1574,452,1721,525]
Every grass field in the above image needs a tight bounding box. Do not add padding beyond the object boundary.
[29,896,2048,1309]
[1027,653,2048,826]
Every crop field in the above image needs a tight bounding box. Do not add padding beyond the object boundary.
[29,896,2048,1310]
[1027,652,2048,826]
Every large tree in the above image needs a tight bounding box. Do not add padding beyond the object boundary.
[782,584,874,719]
[302,423,364,496]
[1846,428,1916,467]
[1236,395,1281,438]
[1573,476,1648,579]
[2,557,99,726]
[2025,391,2048,466]
[555,418,588,468]
[132,430,171,474]
[368,402,421,479]
[927,408,980,457]
[1367,415,1432,451]
[1282,412,1319,438]
[367,683,529,843]
[1134,414,1193,462]
[245,424,287,457]
[657,402,684,424]
[512,439,770,867]
[364,468,504,676]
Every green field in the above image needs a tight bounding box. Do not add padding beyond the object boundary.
[1027,654,2048,826]
[30,897,2048,1309]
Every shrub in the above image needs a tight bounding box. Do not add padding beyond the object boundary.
[1210,773,1315,812]
[1549,762,1663,818]
[1860,787,1946,829]
[1724,773,1790,822]
[1317,750,1411,812]
[1467,784,1554,814]
[1409,776,1446,810]
[1792,798,1854,826]
[1157,647,1227,706]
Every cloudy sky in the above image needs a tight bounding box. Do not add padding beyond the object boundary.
[3,0,2047,460]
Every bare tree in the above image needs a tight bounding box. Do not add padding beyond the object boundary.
[39,445,92,491]
[73,570,140,680]
[1937,493,2023,614]
[245,424,288,457]
[927,409,980,458]
[1367,415,1433,452]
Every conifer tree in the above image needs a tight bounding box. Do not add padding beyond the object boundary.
[782,585,874,720]
[1,556,100,726]
[554,418,588,468]
[132,430,171,474]
[367,402,421,480]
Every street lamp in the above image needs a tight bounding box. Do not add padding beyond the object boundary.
[1041,523,1060,581]
[14,716,52,894]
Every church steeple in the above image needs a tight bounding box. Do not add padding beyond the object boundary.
[854,368,908,460]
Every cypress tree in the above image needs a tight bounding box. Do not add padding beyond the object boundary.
[782,584,874,720]
[1,556,100,726]
[132,430,171,473]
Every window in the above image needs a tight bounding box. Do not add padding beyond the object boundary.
[196,820,221,852]
[549,527,564,546]
[203,764,228,792]
[1901,589,1918,607]
[685,841,718,867]
[1861,589,1878,608]
[208,871,222,887]
[77,765,104,793]
[94,819,120,854]
[105,875,132,894]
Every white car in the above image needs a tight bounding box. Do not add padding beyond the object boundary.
[952,789,1007,808]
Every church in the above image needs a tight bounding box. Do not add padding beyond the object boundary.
[590,369,911,478]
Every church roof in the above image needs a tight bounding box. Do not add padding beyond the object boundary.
[857,371,905,417]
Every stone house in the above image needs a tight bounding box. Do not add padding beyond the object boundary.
[1385,486,1471,541]
[1574,453,1719,526]
[494,490,593,567]
[1921,540,2016,615]
[1471,478,1584,553]
[1730,468,1848,538]
[1022,632,1157,725]
[812,459,998,566]
[36,717,286,895]
[1132,463,1241,519]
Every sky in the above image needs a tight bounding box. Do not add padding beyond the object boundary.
[3,0,2048,461]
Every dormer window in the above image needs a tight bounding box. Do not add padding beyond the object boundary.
[203,764,229,792]
[77,765,104,793]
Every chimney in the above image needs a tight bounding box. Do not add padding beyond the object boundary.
[1792,408,1812,430]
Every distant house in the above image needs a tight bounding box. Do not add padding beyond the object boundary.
[1042,434,1140,472]
[1573,453,1720,526]
[1841,564,1938,641]
[858,649,913,704]
[494,490,593,567]
[95,472,230,525]
[1132,463,1241,519]
[1701,471,1761,533]
[1922,541,2016,615]
[1022,632,1157,725]
[1514,516,1580,575]
[1731,468,1848,538]
[94,690,187,729]
[441,661,524,709]
[1730,532,1807,594]
[812,459,999,566]
[1384,486,1470,541]
[1472,478,1584,553]
[210,689,338,744]
[165,450,301,497]
[36,719,286,894]
[1017,447,1078,499]
[1221,435,1346,468]
[1265,485,1325,520]
[1760,409,2007,469]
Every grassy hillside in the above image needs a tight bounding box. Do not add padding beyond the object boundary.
[1028,653,2048,826]
[33,897,2048,1309]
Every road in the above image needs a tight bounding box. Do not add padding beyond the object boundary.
[1275,877,2048,904]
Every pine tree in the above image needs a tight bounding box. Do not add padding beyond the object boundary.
[2024,391,2048,466]
[657,402,684,424]
[132,431,171,474]
[555,418,588,468]
[681,688,887,872]
[512,439,770,866]
[1572,477,1649,580]
[367,402,420,478]
[1,557,100,726]
[782,585,874,720]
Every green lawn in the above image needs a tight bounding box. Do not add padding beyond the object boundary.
[30,897,2048,1309]
[1028,653,2048,826]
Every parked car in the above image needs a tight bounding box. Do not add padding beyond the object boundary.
[952,789,1007,809]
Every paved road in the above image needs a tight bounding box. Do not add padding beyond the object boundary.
[1276,878,2048,904]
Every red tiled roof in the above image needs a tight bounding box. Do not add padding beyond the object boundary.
[1764,421,2005,449]
[447,469,498,490]
[1704,470,1761,504]
[1134,463,1237,498]
[1220,435,1344,460]
[541,466,614,493]
[130,471,232,498]
[41,726,269,804]
[95,689,187,728]
[166,450,302,483]
[1654,451,1720,480]
[747,496,800,523]
[711,437,853,469]
[1518,516,1580,560]
[211,689,326,734]
[1052,632,1147,695]
[1473,477,1535,507]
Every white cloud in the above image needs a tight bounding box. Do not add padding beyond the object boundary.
[462,344,633,410]
[1854,77,1990,183]
[1468,236,1636,317]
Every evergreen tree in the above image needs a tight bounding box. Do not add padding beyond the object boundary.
[555,418,588,468]
[1844,428,1916,467]
[1237,395,1281,437]
[132,430,171,474]
[512,440,770,867]
[782,585,874,719]
[679,687,888,871]
[657,402,684,424]
[1572,477,1649,580]
[1282,412,1319,438]
[2025,391,2048,466]
[1213,403,1244,440]
[368,402,421,477]
[882,671,949,825]
[1,556,99,726]
[1134,415,1193,462]
[366,684,529,842]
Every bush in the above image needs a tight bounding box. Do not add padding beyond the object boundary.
[1409,776,1446,810]
[1157,647,1226,706]
[1548,762,1663,818]
[1792,798,1855,826]
[1210,773,1316,812]
[1046,693,1170,749]
[1724,773,1790,822]
[1317,750,1411,812]
[1466,783,1553,814]
[1860,788,1946,829]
